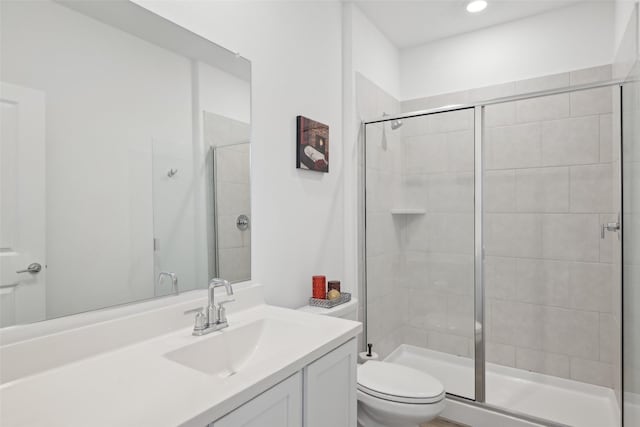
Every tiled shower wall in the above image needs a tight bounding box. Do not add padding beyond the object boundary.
[362,66,620,389]
[482,86,616,388]
[358,73,408,358]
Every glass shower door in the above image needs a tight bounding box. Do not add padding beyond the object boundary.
[364,108,476,400]
[623,81,640,427]
[483,87,619,426]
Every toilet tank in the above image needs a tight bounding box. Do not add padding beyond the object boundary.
[297,298,358,320]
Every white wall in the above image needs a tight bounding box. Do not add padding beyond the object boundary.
[342,3,401,310]
[348,4,400,101]
[137,0,345,309]
[401,2,615,100]
[198,62,251,124]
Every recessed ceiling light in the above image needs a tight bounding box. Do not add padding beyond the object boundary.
[467,0,487,13]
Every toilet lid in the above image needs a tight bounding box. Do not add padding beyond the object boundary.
[357,361,445,404]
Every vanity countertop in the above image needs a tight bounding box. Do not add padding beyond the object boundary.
[0,302,361,427]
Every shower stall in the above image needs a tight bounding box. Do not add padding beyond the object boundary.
[362,78,638,426]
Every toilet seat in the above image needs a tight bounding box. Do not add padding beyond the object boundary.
[357,361,445,405]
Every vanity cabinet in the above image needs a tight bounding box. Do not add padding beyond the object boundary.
[211,372,302,427]
[304,339,358,427]
[210,338,357,427]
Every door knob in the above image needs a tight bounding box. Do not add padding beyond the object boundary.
[16,263,42,274]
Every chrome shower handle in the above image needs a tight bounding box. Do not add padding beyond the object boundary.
[601,222,620,239]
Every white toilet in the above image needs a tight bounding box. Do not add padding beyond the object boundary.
[298,299,446,426]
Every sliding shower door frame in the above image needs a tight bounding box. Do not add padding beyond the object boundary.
[362,79,625,426]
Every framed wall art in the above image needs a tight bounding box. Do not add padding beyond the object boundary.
[296,115,329,173]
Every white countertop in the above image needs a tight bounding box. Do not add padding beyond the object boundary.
[0,303,361,427]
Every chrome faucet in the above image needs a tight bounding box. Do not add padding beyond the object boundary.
[158,271,179,295]
[192,278,234,336]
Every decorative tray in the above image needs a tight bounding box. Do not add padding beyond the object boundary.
[308,292,351,309]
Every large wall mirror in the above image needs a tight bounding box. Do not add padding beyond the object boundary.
[0,0,251,327]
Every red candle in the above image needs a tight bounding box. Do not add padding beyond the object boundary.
[312,275,326,299]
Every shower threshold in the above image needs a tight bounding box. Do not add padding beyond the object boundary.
[386,344,619,427]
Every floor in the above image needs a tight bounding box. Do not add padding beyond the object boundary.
[422,419,466,427]
[387,344,620,427]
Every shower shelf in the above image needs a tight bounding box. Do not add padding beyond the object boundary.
[390,209,426,215]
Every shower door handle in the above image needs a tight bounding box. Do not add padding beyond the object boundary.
[601,222,620,239]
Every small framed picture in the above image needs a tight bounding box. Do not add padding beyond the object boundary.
[296,116,329,173]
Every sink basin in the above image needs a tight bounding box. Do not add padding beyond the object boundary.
[164,318,308,377]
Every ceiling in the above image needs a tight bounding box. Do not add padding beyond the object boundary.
[354,0,588,49]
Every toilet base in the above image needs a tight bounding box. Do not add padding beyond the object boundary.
[357,391,445,427]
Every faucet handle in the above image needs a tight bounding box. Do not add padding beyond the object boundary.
[216,299,235,324]
[193,310,207,332]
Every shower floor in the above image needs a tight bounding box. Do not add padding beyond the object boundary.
[386,345,619,427]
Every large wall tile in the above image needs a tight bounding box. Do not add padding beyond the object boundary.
[516,347,571,378]
[541,116,600,166]
[446,294,474,338]
[428,108,473,134]
[491,300,543,349]
[427,173,474,213]
[569,262,613,312]
[570,65,612,86]
[515,167,570,212]
[366,170,397,213]
[446,130,474,173]
[485,213,542,258]
[401,114,429,138]
[470,82,516,105]
[542,214,600,261]
[428,213,474,255]
[570,358,613,387]
[485,123,542,169]
[515,259,570,307]
[484,102,516,128]
[367,212,401,256]
[516,93,570,123]
[487,343,516,367]
[408,289,447,331]
[427,330,472,357]
[484,256,516,300]
[570,164,613,213]
[570,87,613,117]
[600,114,613,162]
[484,170,516,212]
[541,306,599,359]
[401,174,429,210]
[405,133,447,174]
[402,325,428,348]
[515,73,570,94]
[599,313,614,363]
[426,253,474,296]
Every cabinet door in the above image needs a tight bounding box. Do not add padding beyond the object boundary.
[304,338,358,427]
[211,372,302,427]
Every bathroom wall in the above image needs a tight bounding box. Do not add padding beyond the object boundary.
[342,3,402,346]
[136,0,345,308]
[400,1,615,101]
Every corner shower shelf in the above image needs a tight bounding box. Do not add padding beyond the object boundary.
[390,208,426,215]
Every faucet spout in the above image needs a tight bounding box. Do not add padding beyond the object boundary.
[193,278,234,336]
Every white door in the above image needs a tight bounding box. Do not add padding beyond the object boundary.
[0,82,46,327]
